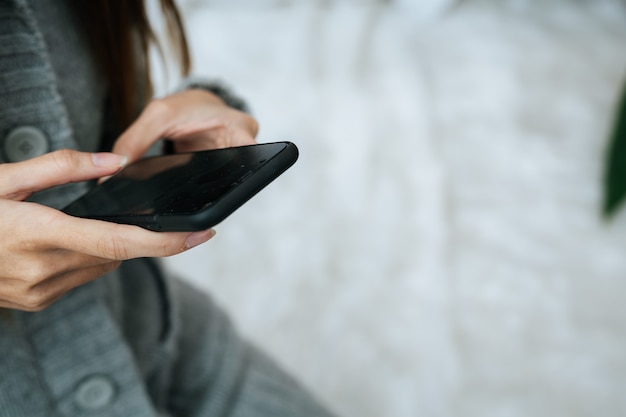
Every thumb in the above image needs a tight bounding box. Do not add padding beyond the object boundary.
[0,150,127,200]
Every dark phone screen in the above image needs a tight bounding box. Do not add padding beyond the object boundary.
[63,143,288,217]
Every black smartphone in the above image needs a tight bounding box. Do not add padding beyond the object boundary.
[62,141,298,231]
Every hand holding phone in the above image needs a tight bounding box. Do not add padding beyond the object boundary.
[0,149,218,311]
[63,142,298,232]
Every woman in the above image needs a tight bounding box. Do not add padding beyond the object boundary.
[0,0,335,415]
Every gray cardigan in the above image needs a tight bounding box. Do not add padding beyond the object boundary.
[0,1,335,416]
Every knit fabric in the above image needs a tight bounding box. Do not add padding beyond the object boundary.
[28,0,106,154]
[0,0,87,209]
[0,1,336,416]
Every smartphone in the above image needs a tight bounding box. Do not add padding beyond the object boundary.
[62,141,298,232]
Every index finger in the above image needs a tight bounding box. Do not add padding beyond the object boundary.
[0,150,126,200]
[112,99,226,163]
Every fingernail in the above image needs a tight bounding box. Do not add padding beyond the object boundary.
[185,229,216,249]
[92,153,128,167]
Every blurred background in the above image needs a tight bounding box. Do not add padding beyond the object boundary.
[156,0,626,416]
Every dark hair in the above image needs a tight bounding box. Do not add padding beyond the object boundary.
[71,0,191,130]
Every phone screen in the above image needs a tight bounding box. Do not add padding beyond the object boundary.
[63,142,297,231]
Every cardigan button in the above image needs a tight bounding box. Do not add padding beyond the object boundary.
[3,126,50,162]
[74,374,117,411]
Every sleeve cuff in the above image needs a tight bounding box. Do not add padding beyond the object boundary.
[178,77,250,113]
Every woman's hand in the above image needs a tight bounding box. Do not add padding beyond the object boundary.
[0,150,215,311]
[112,89,259,163]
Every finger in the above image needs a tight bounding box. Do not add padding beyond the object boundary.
[166,111,259,145]
[0,299,38,311]
[0,261,121,312]
[43,248,116,270]
[229,127,258,146]
[0,150,127,200]
[49,214,217,260]
[112,90,259,161]
[7,203,217,260]
[0,246,117,286]
[112,99,178,163]
[113,107,228,161]
[170,120,258,154]
[32,261,121,304]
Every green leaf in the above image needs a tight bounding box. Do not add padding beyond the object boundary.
[603,80,626,219]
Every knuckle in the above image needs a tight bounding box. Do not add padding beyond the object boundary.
[227,110,258,139]
[146,99,172,119]
[50,149,79,173]
[19,286,53,312]
[98,235,131,260]
[22,261,49,285]
[245,114,259,136]
[36,205,64,228]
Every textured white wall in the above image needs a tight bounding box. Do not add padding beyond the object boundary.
[161,1,626,416]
